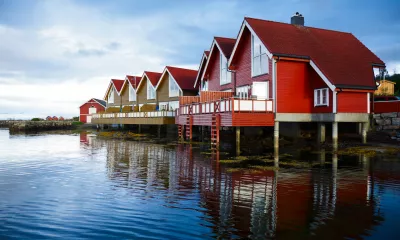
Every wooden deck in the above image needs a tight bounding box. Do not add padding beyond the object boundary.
[91,111,176,125]
[176,97,275,127]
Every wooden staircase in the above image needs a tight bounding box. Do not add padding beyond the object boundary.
[211,114,220,151]
[185,115,193,141]
[178,125,184,141]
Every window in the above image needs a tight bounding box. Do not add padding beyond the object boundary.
[108,88,114,104]
[129,84,136,101]
[252,82,269,100]
[314,88,329,106]
[236,86,249,99]
[252,34,268,76]
[169,75,180,97]
[220,53,231,85]
[169,101,179,111]
[147,79,156,99]
[201,80,208,91]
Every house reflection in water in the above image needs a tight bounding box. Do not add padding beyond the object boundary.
[83,137,388,239]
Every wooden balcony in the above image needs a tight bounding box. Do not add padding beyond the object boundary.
[176,97,275,127]
[91,111,176,125]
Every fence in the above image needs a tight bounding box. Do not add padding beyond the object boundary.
[374,101,400,113]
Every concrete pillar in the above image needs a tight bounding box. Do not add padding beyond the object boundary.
[358,123,362,134]
[332,153,338,176]
[319,148,326,166]
[274,147,279,168]
[317,123,326,144]
[274,121,279,151]
[332,122,338,151]
[361,122,368,144]
[236,127,240,156]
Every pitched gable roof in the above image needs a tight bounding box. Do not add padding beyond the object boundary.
[214,37,236,58]
[194,51,209,88]
[104,79,125,100]
[126,75,142,89]
[201,37,236,82]
[144,71,162,86]
[93,98,106,107]
[136,71,162,91]
[79,98,106,108]
[231,17,385,89]
[163,66,198,91]
[111,79,125,94]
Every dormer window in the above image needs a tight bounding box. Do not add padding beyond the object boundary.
[220,53,231,85]
[147,79,156,100]
[108,88,114,103]
[169,75,180,97]
[251,34,268,76]
[129,84,136,101]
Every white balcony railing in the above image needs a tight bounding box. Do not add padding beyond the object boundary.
[92,111,176,119]
[178,97,273,115]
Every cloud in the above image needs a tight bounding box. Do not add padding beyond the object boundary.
[0,0,399,119]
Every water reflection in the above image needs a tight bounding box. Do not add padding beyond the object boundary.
[81,133,397,240]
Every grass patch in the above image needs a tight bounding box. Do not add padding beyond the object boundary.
[72,121,83,125]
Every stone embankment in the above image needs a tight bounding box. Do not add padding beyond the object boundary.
[373,112,400,130]
[9,121,74,133]
[0,120,14,128]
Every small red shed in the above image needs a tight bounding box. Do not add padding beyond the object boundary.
[46,116,53,121]
[79,98,106,123]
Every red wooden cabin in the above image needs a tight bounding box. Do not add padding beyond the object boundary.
[176,14,385,146]
[79,98,106,123]
[52,116,58,121]
[46,116,53,121]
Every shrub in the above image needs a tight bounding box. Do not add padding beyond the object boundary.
[31,118,43,121]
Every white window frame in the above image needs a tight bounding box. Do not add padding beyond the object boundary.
[314,88,329,107]
[147,79,156,100]
[108,88,114,104]
[251,34,269,77]
[201,80,208,91]
[236,85,250,99]
[220,53,231,85]
[252,82,269,100]
[169,75,180,97]
[129,84,136,101]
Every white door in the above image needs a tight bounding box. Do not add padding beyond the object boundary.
[86,115,92,123]
[89,107,97,114]
[252,82,269,100]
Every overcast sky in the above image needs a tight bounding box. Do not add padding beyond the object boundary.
[0,0,399,119]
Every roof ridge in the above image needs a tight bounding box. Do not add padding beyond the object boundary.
[245,16,352,35]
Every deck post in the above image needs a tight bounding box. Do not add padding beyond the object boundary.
[358,123,362,134]
[138,124,141,134]
[361,122,368,144]
[317,123,326,144]
[157,125,161,138]
[236,127,240,156]
[274,121,279,151]
[201,126,205,141]
[332,122,338,151]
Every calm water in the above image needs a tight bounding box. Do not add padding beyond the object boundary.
[0,129,400,239]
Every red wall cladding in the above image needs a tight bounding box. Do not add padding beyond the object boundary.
[337,92,368,113]
[277,60,313,113]
[232,28,272,97]
[79,100,106,123]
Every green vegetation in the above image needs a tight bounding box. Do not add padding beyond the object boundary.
[72,117,79,121]
[31,118,44,121]
[72,121,84,125]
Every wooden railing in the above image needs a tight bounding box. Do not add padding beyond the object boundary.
[92,111,176,119]
[374,100,400,113]
[178,97,273,115]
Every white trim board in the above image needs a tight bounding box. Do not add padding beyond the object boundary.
[193,52,208,88]
[228,20,273,67]
[154,67,183,93]
[310,60,336,91]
